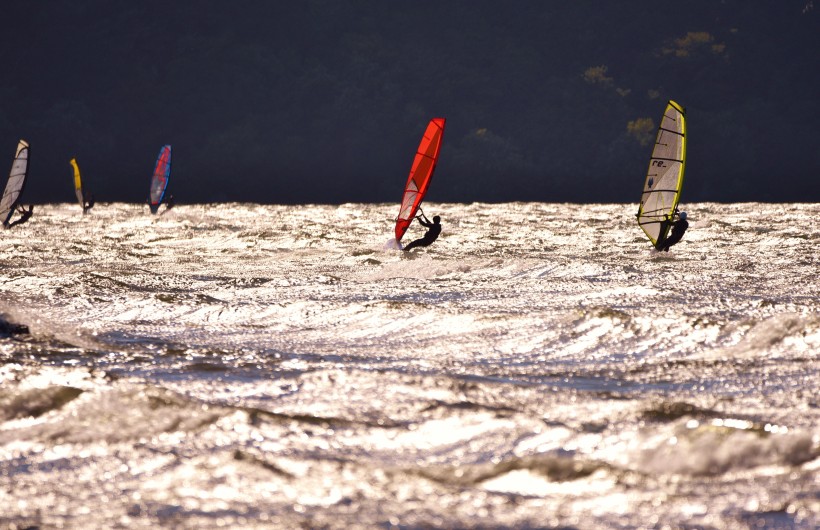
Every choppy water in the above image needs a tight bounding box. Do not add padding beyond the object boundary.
[0,202,818,529]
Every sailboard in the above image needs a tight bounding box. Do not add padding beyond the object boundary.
[637,100,686,246]
[70,158,85,209]
[149,144,172,214]
[1,140,30,226]
[394,118,445,243]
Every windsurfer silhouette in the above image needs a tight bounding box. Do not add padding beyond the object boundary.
[655,211,688,252]
[147,194,173,214]
[402,213,441,251]
[83,192,95,214]
[5,204,33,228]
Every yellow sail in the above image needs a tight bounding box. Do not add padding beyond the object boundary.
[70,158,84,207]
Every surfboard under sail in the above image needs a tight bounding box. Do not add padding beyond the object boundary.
[70,158,84,208]
[149,145,172,214]
[395,118,445,242]
[637,100,686,246]
[1,140,30,226]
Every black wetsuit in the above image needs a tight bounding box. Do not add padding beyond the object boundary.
[403,217,441,251]
[656,218,688,252]
[5,205,33,228]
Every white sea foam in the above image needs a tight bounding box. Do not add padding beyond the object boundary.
[625,417,817,476]
[0,202,817,528]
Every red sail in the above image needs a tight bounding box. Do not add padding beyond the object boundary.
[149,145,172,214]
[395,118,445,242]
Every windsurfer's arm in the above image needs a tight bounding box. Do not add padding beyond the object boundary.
[418,217,432,228]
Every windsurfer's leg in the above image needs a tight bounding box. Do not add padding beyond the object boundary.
[403,237,430,251]
[654,220,671,251]
[404,237,435,251]
[662,233,682,251]
[6,215,23,228]
[655,236,668,251]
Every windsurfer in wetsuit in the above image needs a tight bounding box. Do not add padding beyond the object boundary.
[655,211,688,252]
[83,193,95,214]
[403,213,441,251]
[147,194,174,214]
[5,204,33,228]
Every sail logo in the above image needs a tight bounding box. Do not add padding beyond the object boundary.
[648,177,654,188]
